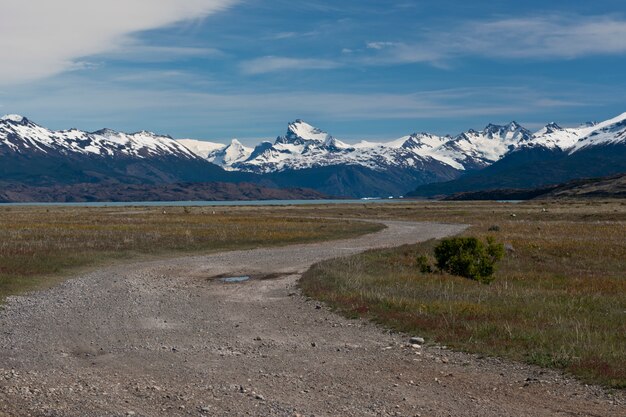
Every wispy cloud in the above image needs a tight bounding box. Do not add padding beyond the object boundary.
[240,56,342,75]
[364,14,626,65]
[244,14,626,75]
[102,44,223,63]
[366,42,398,50]
[3,75,593,132]
[265,31,320,40]
[0,0,237,85]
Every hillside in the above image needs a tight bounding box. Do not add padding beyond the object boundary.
[0,181,328,203]
[443,173,626,201]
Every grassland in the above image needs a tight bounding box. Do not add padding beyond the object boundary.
[0,205,383,301]
[298,200,626,388]
[1,200,624,388]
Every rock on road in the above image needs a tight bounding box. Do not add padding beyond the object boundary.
[0,220,623,416]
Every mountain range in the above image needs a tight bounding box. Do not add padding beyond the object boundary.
[408,112,626,197]
[1,112,626,200]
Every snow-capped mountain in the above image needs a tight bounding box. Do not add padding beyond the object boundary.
[0,114,197,159]
[569,112,626,151]
[179,114,626,177]
[178,120,460,174]
[3,111,626,198]
[0,115,238,186]
[409,112,626,197]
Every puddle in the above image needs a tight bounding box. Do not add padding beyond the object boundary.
[208,271,298,283]
[219,276,250,283]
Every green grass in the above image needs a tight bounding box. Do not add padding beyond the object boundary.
[0,205,383,301]
[299,200,626,389]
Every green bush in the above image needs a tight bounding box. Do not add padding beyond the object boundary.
[416,255,433,273]
[434,236,504,283]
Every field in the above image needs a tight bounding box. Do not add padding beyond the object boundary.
[298,200,626,388]
[0,205,382,301]
[1,200,624,389]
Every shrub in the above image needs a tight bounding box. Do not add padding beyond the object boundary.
[434,236,504,283]
[416,255,433,273]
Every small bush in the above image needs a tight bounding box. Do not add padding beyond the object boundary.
[434,236,504,283]
[416,255,433,273]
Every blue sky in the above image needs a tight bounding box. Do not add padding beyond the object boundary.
[1,0,625,144]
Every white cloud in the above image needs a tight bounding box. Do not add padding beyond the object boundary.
[0,0,236,85]
[366,42,397,50]
[240,56,341,75]
[365,14,626,65]
[460,15,626,59]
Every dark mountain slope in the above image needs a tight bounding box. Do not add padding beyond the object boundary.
[409,144,626,197]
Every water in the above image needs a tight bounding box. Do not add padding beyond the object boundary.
[219,276,250,283]
[0,198,410,208]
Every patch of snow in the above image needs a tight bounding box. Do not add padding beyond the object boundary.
[1,114,26,123]
[177,139,226,159]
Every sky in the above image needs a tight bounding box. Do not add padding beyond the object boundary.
[1,0,625,144]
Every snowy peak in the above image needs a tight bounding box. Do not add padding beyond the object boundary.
[544,122,562,132]
[222,139,253,164]
[483,121,531,140]
[286,120,330,142]
[247,141,274,160]
[91,128,119,136]
[571,111,626,151]
[401,133,447,150]
[532,122,565,137]
[1,114,32,126]
[507,121,523,131]
[439,122,534,168]
[132,130,170,138]
[275,120,338,147]
[0,117,198,160]
[198,138,253,170]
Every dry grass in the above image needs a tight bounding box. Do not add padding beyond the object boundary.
[299,200,626,388]
[2,200,625,388]
[0,205,383,301]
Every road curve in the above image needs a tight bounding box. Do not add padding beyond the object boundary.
[0,220,622,417]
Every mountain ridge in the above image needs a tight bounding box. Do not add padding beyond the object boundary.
[2,112,626,199]
[178,114,626,176]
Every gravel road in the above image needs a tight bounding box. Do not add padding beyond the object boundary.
[0,220,623,417]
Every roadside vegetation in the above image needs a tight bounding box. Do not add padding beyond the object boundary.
[0,205,383,301]
[299,200,626,388]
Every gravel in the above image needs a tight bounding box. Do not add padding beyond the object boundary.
[0,220,623,417]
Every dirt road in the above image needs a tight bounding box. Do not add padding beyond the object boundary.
[0,220,622,416]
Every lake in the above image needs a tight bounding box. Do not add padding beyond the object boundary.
[0,198,416,207]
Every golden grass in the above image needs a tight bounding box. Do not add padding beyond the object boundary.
[0,205,383,300]
[299,200,626,388]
